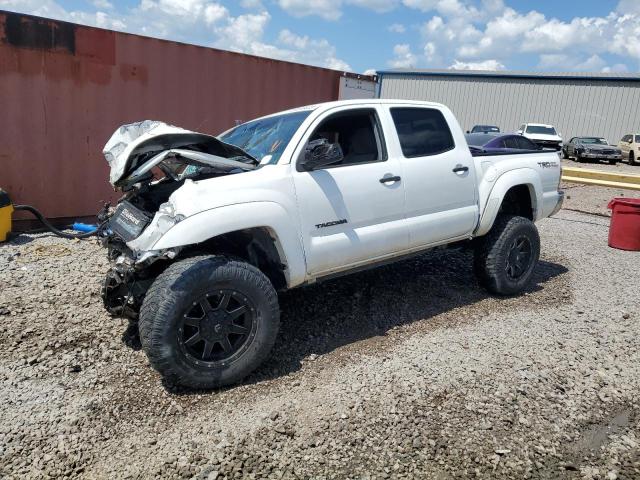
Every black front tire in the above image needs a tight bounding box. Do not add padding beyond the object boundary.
[474,215,540,296]
[630,151,637,166]
[139,255,280,389]
[562,148,569,159]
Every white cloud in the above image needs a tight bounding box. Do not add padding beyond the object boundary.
[449,59,505,70]
[0,0,70,19]
[92,0,113,9]
[388,44,417,68]
[602,63,629,73]
[349,0,398,12]
[408,1,640,72]
[277,0,342,20]
[423,42,436,61]
[388,23,406,33]
[213,14,351,70]
[240,0,263,8]
[538,54,630,73]
[277,29,352,70]
[617,0,640,15]
[0,0,351,71]
[214,11,270,50]
[277,0,398,20]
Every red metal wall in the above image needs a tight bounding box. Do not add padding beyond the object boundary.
[0,11,349,220]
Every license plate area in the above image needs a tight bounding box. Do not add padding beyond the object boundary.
[110,201,151,242]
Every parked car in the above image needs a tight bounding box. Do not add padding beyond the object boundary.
[562,137,622,164]
[618,134,639,165]
[517,123,563,150]
[100,99,564,389]
[468,124,500,134]
[465,133,540,154]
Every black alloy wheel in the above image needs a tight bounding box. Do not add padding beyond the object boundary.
[178,290,257,366]
[505,236,532,281]
[474,215,540,296]
[139,255,280,389]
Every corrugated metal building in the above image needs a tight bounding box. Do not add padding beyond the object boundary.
[378,69,640,144]
[0,10,374,225]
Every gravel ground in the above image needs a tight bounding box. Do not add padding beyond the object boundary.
[562,184,639,217]
[561,158,640,175]
[1,203,639,479]
[560,159,640,217]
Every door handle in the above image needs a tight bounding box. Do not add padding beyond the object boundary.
[452,166,469,173]
[379,175,401,184]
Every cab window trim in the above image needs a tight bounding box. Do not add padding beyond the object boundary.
[390,107,456,158]
[295,108,388,172]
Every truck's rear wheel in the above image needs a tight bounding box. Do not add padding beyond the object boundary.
[139,255,279,389]
[474,215,540,295]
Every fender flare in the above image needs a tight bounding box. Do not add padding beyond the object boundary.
[475,169,542,237]
[152,202,307,288]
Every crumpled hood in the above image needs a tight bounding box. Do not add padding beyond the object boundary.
[103,120,256,186]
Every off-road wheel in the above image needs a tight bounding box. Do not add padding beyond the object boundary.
[630,151,637,166]
[139,255,279,389]
[562,148,569,159]
[474,215,540,296]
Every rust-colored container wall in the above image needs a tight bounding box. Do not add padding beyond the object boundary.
[0,11,348,221]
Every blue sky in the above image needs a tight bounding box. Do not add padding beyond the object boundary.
[1,0,638,73]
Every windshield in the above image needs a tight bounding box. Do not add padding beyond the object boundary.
[465,133,495,146]
[472,125,499,133]
[579,137,608,145]
[636,135,640,143]
[526,125,557,135]
[219,110,311,165]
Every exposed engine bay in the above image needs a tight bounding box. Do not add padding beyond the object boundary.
[100,121,257,318]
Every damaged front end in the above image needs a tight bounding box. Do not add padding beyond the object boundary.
[99,121,257,318]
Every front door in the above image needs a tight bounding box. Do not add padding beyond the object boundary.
[292,107,408,276]
[386,106,479,248]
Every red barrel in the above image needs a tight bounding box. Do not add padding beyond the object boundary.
[608,198,640,251]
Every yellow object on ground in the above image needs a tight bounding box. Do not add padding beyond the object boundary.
[0,189,13,242]
[561,167,640,191]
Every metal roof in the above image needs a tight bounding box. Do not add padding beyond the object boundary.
[377,68,640,82]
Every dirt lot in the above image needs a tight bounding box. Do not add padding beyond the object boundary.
[560,159,640,217]
[1,187,639,479]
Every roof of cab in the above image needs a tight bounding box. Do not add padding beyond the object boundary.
[246,99,448,123]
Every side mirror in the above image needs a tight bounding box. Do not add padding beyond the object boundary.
[466,130,470,134]
[300,139,344,171]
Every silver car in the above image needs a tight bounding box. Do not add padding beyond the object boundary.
[562,136,622,164]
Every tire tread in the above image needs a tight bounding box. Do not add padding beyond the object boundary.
[139,255,279,389]
[474,215,540,295]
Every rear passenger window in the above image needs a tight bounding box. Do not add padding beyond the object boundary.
[503,137,519,149]
[390,108,455,157]
[516,136,537,149]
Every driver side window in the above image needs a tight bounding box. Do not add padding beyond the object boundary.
[305,109,386,169]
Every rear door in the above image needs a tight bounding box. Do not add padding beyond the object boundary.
[385,105,479,248]
[291,106,408,276]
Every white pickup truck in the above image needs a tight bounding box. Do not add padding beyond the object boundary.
[99,99,564,388]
